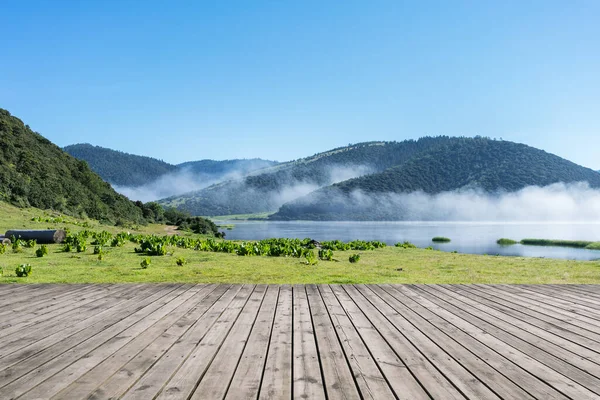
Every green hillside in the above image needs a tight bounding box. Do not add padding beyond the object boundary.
[272,137,600,220]
[159,137,456,216]
[65,144,278,189]
[64,143,177,187]
[0,109,145,224]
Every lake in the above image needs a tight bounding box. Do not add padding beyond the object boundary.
[219,221,600,260]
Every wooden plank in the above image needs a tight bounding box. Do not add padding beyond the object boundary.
[381,284,567,400]
[411,285,599,399]
[0,284,135,348]
[121,284,241,400]
[547,285,600,303]
[190,285,267,399]
[304,285,360,400]
[154,285,255,400]
[449,285,600,351]
[516,285,600,315]
[0,284,105,324]
[258,285,294,400]
[0,284,93,319]
[476,285,600,335]
[500,285,600,321]
[561,285,600,298]
[225,285,279,400]
[0,284,52,304]
[51,284,216,399]
[292,285,325,399]
[89,284,232,400]
[351,284,483,400]
[0,284,157,370]
[0,284,181,398]
[22,284,205,399]
[440,285,600,368]
[528,285,600,310]
[325,284,418,399]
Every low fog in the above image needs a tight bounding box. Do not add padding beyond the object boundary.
[343,182,600,221]
[113,168,249,202]
[113,164,375,205]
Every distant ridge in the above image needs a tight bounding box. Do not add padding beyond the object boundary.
[64,143,177,187]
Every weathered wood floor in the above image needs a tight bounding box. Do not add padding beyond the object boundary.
[1,284,600,399]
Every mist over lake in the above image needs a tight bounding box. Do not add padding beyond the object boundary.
[221,221,600,261]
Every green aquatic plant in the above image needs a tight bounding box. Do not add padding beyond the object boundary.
[497,238,518,246]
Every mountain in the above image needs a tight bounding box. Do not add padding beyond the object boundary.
[64,143,177,187]
[271,137,600,220]
[64,144,278,203]
[0,109,146,224]
[159,137,458,216]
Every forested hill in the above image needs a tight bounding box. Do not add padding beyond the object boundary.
[159,137,458,216]
[64,143,177,187]
[271,138,600,220]
[0,109,146,224]
[65,144,278,188]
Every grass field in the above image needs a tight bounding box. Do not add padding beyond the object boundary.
[1,203,599,284]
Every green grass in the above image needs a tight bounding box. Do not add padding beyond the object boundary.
[1,238,600,284]
[497,238,518,246]
[1,202,600,284]
[432,237,451,243]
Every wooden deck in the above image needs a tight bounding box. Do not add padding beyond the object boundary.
[1,284,600,399]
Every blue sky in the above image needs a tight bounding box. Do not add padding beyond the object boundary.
[1,1,598,168]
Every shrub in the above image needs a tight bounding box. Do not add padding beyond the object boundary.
[176,257,187,266]
[76,242,87,253]
[0,244,5,255]
[432,237,451,243]
[15,263,32,277]
[318,249,334,261]
[395,241,417,249]
[349,254,360,263]
[36,245,48,257]
[11,236,24,253]
[304,251,318,265]
[140,258,151,269]
[62,243,73,252]
[25,239,37,248]
[98,253,103,261]
[585,242,600,250]
[497,238,517,246]
[93,246,103,255]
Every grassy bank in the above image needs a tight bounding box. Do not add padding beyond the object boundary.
[1,237,599,284]
[1,203,599,284]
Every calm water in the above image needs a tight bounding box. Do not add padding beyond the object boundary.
[220,221,600,260]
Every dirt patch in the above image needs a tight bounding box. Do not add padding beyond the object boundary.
[163,225,179,235]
